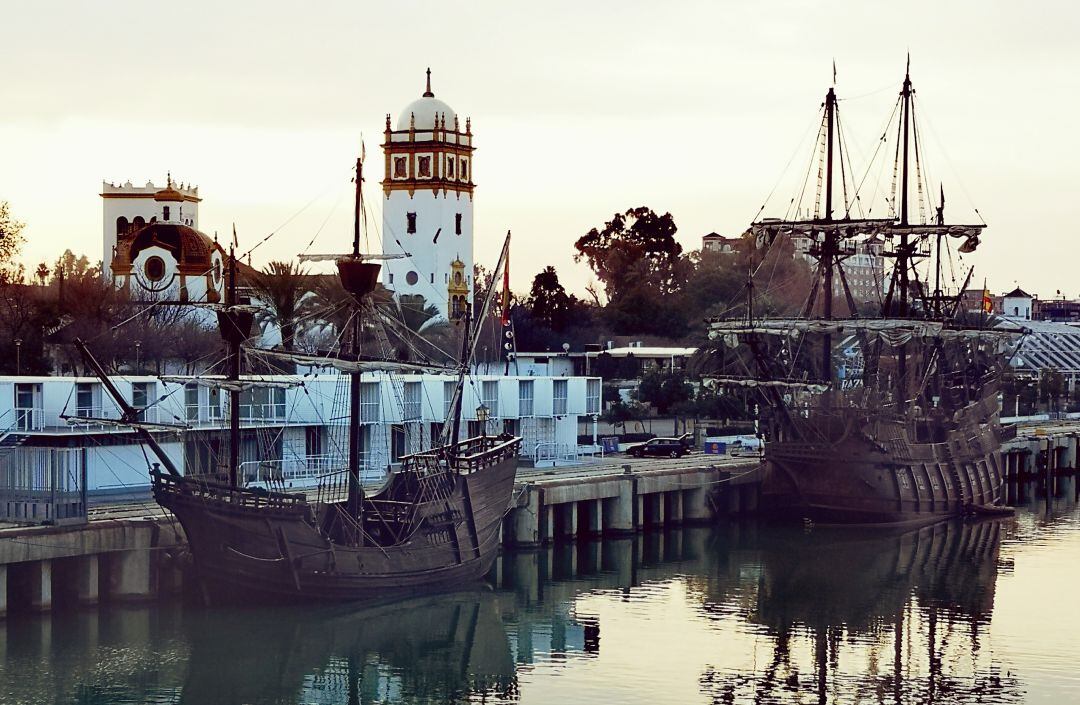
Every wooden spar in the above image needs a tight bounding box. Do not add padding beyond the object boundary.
[347,152,365,533]
[72,338,183,478]
[450,307,471,453]
[821,87,837,384]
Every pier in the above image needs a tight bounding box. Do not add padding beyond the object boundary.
[1,419,1077,616]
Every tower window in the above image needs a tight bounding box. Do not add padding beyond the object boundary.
[406,212,417,234]
[455,213,462,235]
[446,157,455,178]
[406,271,419,285]
[418,156,431,178]
[144,256,166,282]
[430,273,434,284]
[389,273,394,284]
[163,206,170,221]
[116,216,129,236]
[394,157,407,179]
[460,159,468,181]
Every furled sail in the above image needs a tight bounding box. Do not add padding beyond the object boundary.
[708,318,1026,346]
[245,347,457,375]
[157,375,306,392]
[703,377,830,392]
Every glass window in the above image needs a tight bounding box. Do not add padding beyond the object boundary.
[418,156,431,178]
[360,382,380,423]
[482,380,499,418]
[394,157,407,178]
[76,383,95,417]
[404,382,421,420]
[444,381,456,418]
[519,380,534,417]
[586,378,601,414]
[553,379,568,415]
[455,213,462,235]
[184,383,199,422]
[406,212,417,234]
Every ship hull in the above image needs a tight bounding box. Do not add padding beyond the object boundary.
[156,449,518,604]
[761,397,1004,526]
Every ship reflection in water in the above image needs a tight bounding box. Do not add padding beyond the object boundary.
[4,478,1080,704]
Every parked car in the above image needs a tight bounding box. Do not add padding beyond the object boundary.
[625,437,689,459]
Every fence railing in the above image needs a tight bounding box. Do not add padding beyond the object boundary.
[0,448,87,525]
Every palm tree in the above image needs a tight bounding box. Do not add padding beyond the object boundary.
[248,261,316,352]
[389,294,459,362]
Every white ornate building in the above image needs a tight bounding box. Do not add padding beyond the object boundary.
[101,176,224,304]
[380,70,475,320]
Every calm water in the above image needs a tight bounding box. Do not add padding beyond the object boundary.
[3,479,1080,704]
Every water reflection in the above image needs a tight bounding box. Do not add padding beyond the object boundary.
[4,481,1079,704]
[695,520,1020,704]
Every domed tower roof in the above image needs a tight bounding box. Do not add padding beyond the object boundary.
[396,68,456,130]
[153,172,185,203]
[129,221,219,270]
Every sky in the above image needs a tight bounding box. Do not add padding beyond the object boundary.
[2,0,1078,298]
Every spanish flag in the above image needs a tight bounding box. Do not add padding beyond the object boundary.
[982,289,994,314]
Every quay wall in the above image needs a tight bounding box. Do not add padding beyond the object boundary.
[1,421,1076,616]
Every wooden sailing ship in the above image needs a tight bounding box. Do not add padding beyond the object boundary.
[76,151,521,602]
[706,62,1025,526]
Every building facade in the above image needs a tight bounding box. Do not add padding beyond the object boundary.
[0,372,602,496]
[101,177,224,306]
[792,234,885,306]
[380,70,475,320]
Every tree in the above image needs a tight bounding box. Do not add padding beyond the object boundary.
[34,262,49,286]
[527,266,574,332]
[574,207,684,299]
[574,207,691,336]
[248,261,316,352]
[600,399,648,434]
[0,202,25,282]
[634,370,694,415]
[52,249,97,283]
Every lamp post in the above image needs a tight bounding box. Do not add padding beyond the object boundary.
[135,341,142,374]
[14,339,21,375]
[476,403,490,442]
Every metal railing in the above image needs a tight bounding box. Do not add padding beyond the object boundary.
[14,407,44,432]
[0,448,87,525]
[533,441,578,464]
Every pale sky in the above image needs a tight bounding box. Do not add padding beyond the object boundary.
[3,0,1077,297]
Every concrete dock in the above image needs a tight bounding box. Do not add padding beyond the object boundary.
[1,418,1077,616]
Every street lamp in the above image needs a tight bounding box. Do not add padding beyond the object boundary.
[14,339,21,375]
[135,341,142,374]
[476,403,490,441]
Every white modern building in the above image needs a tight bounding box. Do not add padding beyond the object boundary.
[380,69,475,320]
[0,373,601,498]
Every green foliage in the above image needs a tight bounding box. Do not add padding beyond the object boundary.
[574,207,691,336]
[600,399,648,431]
[248,261,317,352]
[527,266,574,332]
[592,352,639,380]
[0,201,25,281]
[634,370,694,415]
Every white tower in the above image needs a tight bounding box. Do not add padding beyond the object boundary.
[381,69,475,320]
[101,174,200,274]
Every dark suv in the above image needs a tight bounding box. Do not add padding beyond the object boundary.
[625,437,689,459]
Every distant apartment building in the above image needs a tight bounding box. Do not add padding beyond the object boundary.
[791,234,886,306]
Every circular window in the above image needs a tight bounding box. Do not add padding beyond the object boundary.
[406,271,419,286]
[144,256,166,282]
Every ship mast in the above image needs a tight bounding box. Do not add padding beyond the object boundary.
[226,245,241,487]
[896,59,913,401]
[346,154,364,525]
[820,86,837,382]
